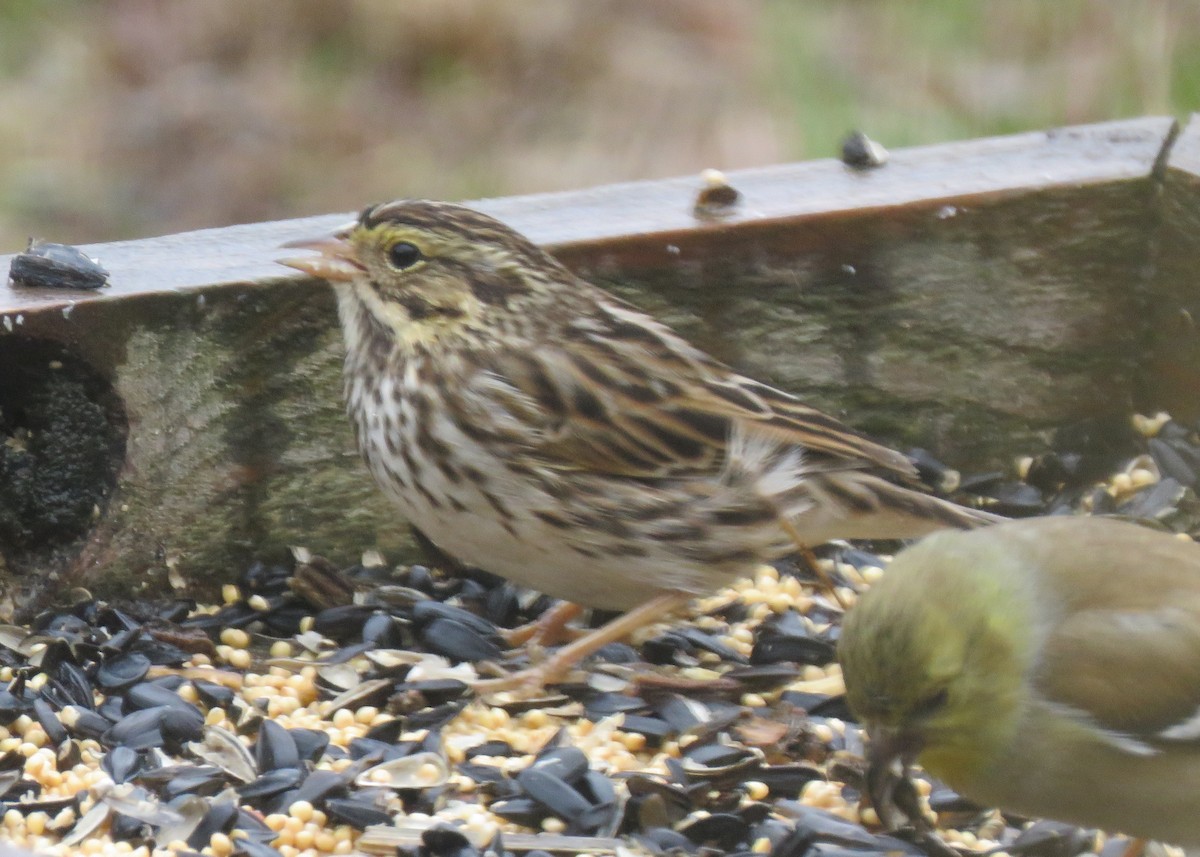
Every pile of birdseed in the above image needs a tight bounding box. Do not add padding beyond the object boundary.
[0,411,1195,857]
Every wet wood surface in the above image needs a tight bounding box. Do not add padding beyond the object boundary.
[0,115,1193,611]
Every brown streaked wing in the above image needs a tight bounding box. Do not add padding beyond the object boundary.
[468,296,918,481]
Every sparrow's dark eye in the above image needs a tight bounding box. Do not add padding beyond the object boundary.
[387,241,423,270]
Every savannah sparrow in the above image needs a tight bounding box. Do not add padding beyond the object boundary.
[281,200,998,686]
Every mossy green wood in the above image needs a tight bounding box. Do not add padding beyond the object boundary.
[0,116,1188,612]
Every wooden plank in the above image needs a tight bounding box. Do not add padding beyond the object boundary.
[1141,113,1200,420]
[0,117,1178,610]
[0,116,1174,312]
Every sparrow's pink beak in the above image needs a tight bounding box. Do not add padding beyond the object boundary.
[278,231,365,282]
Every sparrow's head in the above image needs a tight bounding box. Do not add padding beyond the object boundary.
[280,200,567,350]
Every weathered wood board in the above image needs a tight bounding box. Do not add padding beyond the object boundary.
[0,116,1196,613]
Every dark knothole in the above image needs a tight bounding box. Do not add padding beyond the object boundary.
[0,336,127,567]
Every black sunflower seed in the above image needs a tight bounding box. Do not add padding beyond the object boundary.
[101,746,142,784]
[293,769,348,806]
[255,721,301,772]
[161,707,205,744]
[52,661,96,709]
[419,618,502,663]
[488,796,545,827]
[191,679,235,709]
[516,768,592,819]
[288,728,330,764]
[159,766,228,801]
[528,746,588,784]
[9,240,109,290]
[185,801,237,850]
[238,768,305,803]
[421,824,480,857]
[1006,819,1096,857]
[679,812,749,850]
[33,698,67,745]
[103,707,168,750]
[324,796,392,829]
[67,709,112,741]
[233,839,284,857]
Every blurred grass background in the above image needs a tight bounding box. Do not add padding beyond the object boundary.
[0,0,1196,249]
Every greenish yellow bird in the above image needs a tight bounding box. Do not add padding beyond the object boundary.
[839,515,1200,846]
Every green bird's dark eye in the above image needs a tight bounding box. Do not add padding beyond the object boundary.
[388,241,423,270]
[914,687,949,717]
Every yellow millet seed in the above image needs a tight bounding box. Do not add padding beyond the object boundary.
[1130,467,1157,488]
[294,829,316,850]
[286,673,315,694]
[768,592,793,613]
[314,831,337,852]
[730,627,754,646]
[745,781,769,800]
[227,648,252,670]
[270,640,293,658]
[619,731,647,753]
[521,709,550,729]
[289,800,315,823]
[862,565,885,584]
[220,627,251,649]
[1132,412,1171,437]
[811,722,835,743]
